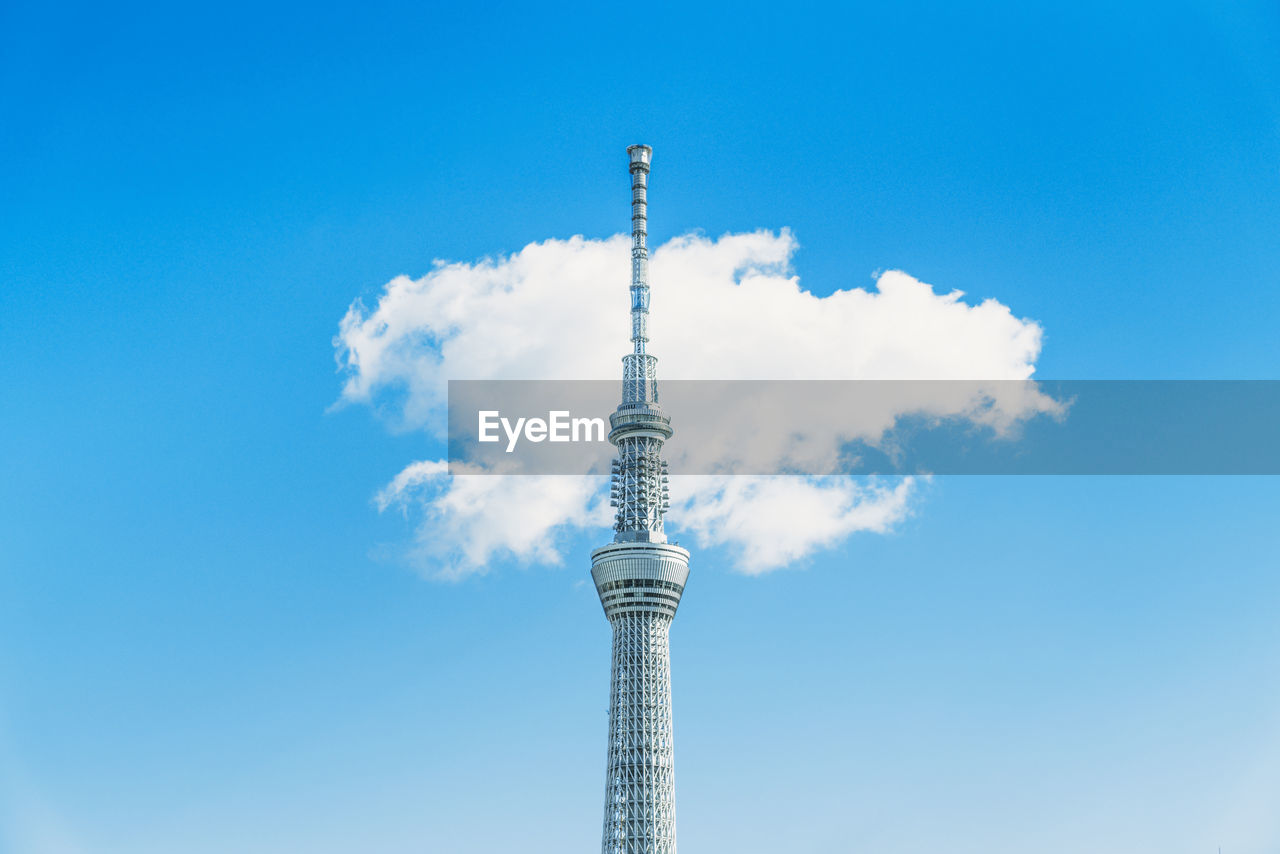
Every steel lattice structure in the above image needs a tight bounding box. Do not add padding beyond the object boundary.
[591,145,690,854]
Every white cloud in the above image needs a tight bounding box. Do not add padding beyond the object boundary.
[673,475,918,574]
[374,462,610,579]
[336,230,1048,578]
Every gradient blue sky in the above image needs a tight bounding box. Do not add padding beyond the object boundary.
[3,2,1280,852]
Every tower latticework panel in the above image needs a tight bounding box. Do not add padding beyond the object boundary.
[604,613,676,853]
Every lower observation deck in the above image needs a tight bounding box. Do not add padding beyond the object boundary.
[591,542,690,620]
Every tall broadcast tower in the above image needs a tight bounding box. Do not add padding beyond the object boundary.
[591,144,690,854]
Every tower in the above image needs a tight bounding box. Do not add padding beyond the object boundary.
[592,145,690,854]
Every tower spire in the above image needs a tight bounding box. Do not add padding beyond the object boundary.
[628,144,652,356]
[613,145,670,540]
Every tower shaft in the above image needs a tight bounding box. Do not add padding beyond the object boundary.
[594,543,688,854]
[594,145,689,854]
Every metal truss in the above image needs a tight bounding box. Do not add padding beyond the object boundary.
[610,439,670,538]
[622,353,659,406]
[602,612,678,854]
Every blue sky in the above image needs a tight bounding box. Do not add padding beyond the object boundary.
[3,1,1280,852]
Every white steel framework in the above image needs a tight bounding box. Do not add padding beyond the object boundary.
[592,144,690,854]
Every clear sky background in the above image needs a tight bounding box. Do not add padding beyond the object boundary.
[3,1,1280,852]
